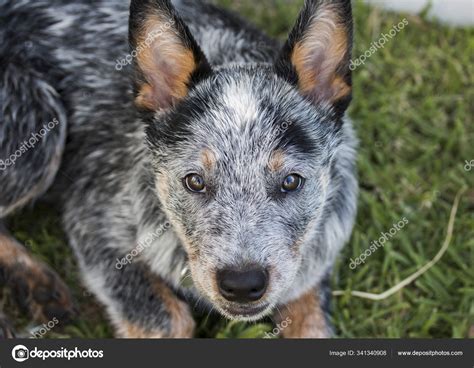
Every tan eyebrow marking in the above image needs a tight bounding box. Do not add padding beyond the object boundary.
[268,149,286,173]
[201,148,216,171]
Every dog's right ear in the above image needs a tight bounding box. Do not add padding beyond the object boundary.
[129,0,212,111]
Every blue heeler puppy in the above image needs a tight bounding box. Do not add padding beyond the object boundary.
[0,0,358,338]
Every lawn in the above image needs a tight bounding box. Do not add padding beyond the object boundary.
[4,0,473,338]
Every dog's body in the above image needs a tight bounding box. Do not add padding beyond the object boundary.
[0,0,358,338]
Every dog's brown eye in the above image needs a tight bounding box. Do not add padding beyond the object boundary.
[184,174,206,193]
[281,174,304,193]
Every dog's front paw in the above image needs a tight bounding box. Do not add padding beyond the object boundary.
[9,261,77,325]
[115,279,196,339]
[276,291,332,339]
[116,311,196,339]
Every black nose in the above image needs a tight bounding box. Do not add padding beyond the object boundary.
[217,268,268,303]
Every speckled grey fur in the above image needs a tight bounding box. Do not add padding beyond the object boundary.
[0,0,358,336]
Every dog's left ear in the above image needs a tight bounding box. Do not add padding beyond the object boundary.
[275,0,353,117]
[129,0,212,111]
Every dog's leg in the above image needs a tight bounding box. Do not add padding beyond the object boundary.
[80,249,195,338]
[0,227,76,325]
[275,289,332,339]
[115,276,195,339]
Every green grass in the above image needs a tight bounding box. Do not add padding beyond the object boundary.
[4,0,473,338]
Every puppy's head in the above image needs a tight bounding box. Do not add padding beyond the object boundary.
[130,0,353,321]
